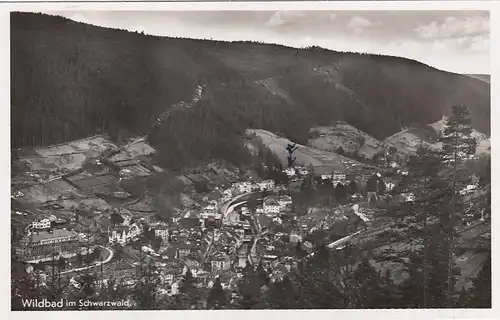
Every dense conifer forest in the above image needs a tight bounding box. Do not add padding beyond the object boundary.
[11,12,490,170]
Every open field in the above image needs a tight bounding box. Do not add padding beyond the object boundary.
[309,123,382,159]
[247,128,369,172]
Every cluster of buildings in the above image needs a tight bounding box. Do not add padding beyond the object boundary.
[259,195,293,215]
[107,223,142,246]
[11,135,160,264]
[232,179,276,194]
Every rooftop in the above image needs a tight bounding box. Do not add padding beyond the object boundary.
[24,228,78,243]
[106,260,136,272]
[264,199,279,206]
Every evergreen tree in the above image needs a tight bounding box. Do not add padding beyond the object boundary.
[377,180,386,195]
[132,261,162,310]
[110,212,124,226]
[236,261,262,309]
[262,275,298,309]
[366,175,378,193]
[256,261,270,287]
[352,258,383,308]
[467,254,491,308]
[207,277,227,309]
[295,240,306,258]
[175,268,201,309]
[439,105,477,305]
[347,180,358,195]
[335,183,347,201]
[375,144,450,308]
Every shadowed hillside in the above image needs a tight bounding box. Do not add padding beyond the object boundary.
[11,12,490,170]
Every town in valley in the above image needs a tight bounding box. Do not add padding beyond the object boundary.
[10,11,491,311]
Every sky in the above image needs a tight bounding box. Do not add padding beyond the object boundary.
[51,10,490,74]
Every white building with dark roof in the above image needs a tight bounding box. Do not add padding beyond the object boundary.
[15,228,80,262]
[108,223,141,246]
[263,198,280,214]
[32,218,51,230]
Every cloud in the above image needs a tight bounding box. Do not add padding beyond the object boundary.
[265,11,288,27]
[347,16,372,29]
[468,35,490,52]
[415,15,489,40]
[265,11,336,29]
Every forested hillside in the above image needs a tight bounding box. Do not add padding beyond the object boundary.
[11,12,490,170]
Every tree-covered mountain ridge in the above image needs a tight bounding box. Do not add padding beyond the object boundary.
[11,12,490,170]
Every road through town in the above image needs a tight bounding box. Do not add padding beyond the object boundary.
[60,245,114,275]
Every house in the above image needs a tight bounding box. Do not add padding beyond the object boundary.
[155,227,169,243]
[175,243,192,259]
[261,255,279,268]
[400,193,415,202]
[108,223,141,246]
[237,243,250,268]
[181,211,202,228]
[201,204,218,218]
[114,160,151,178]
[385,182,396,192]
[289,234,302,244]
[257,180,275,191]
[277,195,292,208]
[184,258,199,270]
[104,260,137,280]
[398,170,409,176]
[321,173,333,180]
[222,188,233,200]
[263,198,281,214]
[389,161,399,168]
[15,228,80,263]
[164,273,175,285]
[263,195,292,215]
[201,204,221,227]
[171,282,180,295]
[211,256,231,272]
[204,216,221,229]
[332,171,347,185]
[460,184,477,196]
[234,182,253,194]
[297,167,310,176]
[25,263,34,274]
[120,210,133,226]
[32,218,51,230]
[284,168,297,178]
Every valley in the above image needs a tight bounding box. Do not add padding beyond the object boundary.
[10,11,491,311]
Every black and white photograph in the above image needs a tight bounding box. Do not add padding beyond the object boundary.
[9,3,492,312]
